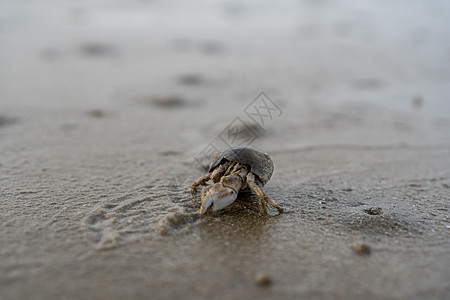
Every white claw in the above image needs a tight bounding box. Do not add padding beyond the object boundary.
[212,189,237,211]
[199,193,213,214]
[199,182,238,214]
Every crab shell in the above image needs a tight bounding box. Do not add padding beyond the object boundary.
[208,146,274,185]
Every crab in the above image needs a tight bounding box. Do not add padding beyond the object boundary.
[191,146,283,215]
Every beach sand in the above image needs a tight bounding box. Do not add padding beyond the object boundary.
[1,1,450,299]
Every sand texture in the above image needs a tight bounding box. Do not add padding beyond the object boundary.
[1,1,450,299]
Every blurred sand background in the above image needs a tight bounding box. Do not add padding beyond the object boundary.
[1,0,450,299]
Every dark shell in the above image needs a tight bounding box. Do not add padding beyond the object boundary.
[209,146,274,185]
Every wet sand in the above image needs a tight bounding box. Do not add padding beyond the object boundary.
[1,1,450,299]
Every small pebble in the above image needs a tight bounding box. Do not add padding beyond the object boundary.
[254,272,272,286]
[86,109,106,118]
[80,42,117,57]
[364,207,383,215]
[151,96,186,108]
[177,74,203,85]
[351,243,371,255]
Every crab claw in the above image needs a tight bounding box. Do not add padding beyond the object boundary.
[199,182,239,215]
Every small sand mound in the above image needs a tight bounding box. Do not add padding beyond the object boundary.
[156,211,200,236]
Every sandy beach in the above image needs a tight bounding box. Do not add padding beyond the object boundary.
[1,0,450,299]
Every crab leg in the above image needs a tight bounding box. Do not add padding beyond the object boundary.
[191,163,228,193]
[255,178,283,213]
[247,173,283,214]
[246,173,267,214]
[210,161,231,183]
[191,173,211,193]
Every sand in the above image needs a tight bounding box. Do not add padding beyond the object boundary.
[1,1,450,299]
